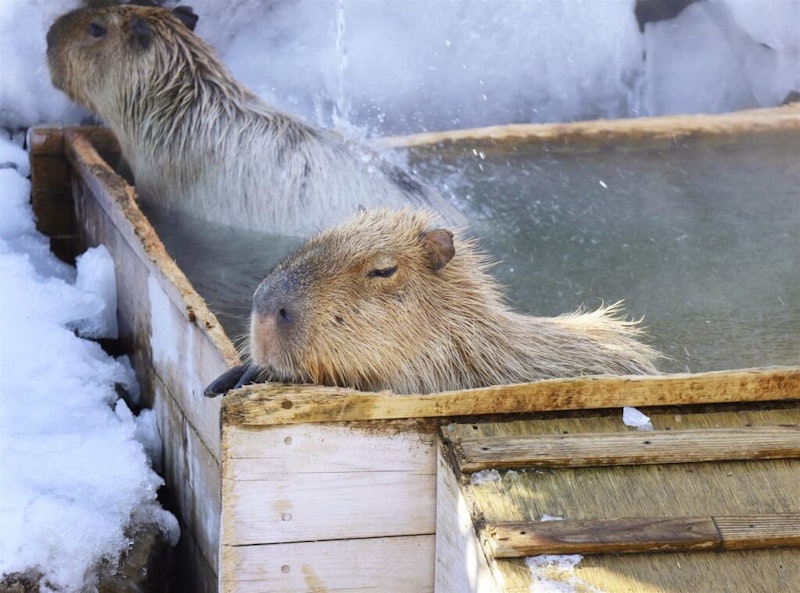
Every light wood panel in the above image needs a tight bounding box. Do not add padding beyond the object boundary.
[223,367,800,426]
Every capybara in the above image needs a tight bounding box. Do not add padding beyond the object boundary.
[208,208,660,395]
[45,4,463,234]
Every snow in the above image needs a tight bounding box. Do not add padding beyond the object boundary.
[527,554,603,593]
[0,135,178,590]
[623,406,654,431]
[2,1,798,133]
[0,0,86,130]
[469,468,502,485]
[638,0,800,115]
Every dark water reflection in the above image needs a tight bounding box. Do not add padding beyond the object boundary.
[144,131,799,374]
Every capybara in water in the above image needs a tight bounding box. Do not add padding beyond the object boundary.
[45,4,463,235]
[211,208,660,395]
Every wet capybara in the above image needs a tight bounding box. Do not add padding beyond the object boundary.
[45,4,463,235]
[234,208,661,395]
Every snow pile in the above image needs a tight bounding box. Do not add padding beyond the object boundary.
[0,134,178,590]
[623,406,654,431]
[0,0,87,130]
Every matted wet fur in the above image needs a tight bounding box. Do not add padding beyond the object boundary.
[46,4,462,234]
[247,208,661,394]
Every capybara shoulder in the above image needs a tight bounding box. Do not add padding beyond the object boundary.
[46,5,463,234]
[248,208,661,394]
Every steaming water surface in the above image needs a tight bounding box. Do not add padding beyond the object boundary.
[144,131,799,374]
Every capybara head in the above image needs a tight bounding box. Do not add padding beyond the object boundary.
[249,208,500,393]
[46,4,199,115]
[249,208,661,394]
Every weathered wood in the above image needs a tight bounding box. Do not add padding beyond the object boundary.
[378,104,800,151]
[487,514,800,557]
[221,535,434,593]
[222,367,800,426]
[435,441,502,593]
[453,425,800,473]
[221,424,436,548]
[715,515,800,551]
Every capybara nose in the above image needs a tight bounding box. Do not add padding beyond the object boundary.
[253,278,298,329]
[46,25,56,49]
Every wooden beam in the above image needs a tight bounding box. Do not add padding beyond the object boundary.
[452,425,800,473]
[376,104,800,150]
[487,514,800,557]
[222,367,800,426]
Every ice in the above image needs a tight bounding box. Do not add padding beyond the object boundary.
[0,164,177,589]
[75,245,119,340]
[638,0,800,115]
[623,406,654,431]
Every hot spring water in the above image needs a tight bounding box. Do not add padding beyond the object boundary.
[144,130,799,375]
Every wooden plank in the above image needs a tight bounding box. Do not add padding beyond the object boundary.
[435,439,502,593]
[487,514,800,557]
[222,421,436,478]
[223,470,435,546]
[221,424,436,547]
[377,104,800,150]
[222,366,800,426]
[221,535,434,593]
[715,515,800,551]
[452,425,800,472]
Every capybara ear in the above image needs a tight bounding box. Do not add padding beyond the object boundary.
[172,6,198,31]
[130,18,153,49]
[421,228,455,271]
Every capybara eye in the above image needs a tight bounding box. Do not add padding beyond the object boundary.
[88,22,107,38]
[367,265,398,279]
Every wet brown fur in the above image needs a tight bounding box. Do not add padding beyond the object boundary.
[249,208,661,394]
[46,5,461,233]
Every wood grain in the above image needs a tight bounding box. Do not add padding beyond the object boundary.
[223,367,800,426]
[488,514,800,557]
[452,425,800,472]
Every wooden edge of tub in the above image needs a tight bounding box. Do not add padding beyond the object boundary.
[29,125,240,367]
[376,104,800,151]
[222,365,800,426]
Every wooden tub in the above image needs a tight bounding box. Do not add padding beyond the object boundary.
[28,105,800,592]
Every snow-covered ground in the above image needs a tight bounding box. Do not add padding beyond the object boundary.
[0,0,797,591]
[0,133,178,589]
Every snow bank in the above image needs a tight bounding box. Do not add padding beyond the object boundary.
[4,1,796,134]
[0,135,178,591]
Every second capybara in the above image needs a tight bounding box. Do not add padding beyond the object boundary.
[236,208,661,395]
[45,4,463,235]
